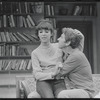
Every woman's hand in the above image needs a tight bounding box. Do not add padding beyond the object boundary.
[51,62,63,78]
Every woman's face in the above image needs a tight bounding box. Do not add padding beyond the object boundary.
[38,29,52,43]
[58,33,66,49]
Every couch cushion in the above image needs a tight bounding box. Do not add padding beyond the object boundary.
[92,74,100,95]
[21,77,36,97]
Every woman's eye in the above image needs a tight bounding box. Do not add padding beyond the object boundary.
[39,30,43,33]
[45,30,49,33]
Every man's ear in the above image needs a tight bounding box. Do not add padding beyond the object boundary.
[65,41,71,46]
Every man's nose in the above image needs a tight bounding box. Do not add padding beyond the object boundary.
[57,38,60,42]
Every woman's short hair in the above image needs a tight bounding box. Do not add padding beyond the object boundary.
[36,19,54,33]
[62,27,83,49]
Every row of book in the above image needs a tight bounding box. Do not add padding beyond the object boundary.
[0,44,29,56]
[45,4,97,16]
[45,4,54,16]
[0,2,43,14]
[0,59,32,71]
[0,30,38,42]
[0,14,36,28]
[73,5,97,16]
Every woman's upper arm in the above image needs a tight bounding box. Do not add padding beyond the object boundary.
[31,52,54,80]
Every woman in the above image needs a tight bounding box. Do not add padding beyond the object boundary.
[31,19,66,98]
[55,28,95,98]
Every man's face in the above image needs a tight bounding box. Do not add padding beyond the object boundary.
[38,29,52,43]
[58,33,66,49]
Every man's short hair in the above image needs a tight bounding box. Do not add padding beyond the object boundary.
[62,27,83,49]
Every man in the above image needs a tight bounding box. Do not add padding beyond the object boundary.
[55,28,95,98]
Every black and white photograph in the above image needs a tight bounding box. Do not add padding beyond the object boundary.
[0,0,100,98]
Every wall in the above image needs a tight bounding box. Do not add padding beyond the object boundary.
[96,3,100,73]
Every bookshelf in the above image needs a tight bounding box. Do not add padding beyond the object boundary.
[44,2,97,73]
[44,2,97,42]
[0,1,98,97]
[0,2,44,73]
[0,2,44,97]
[44,2,97,17]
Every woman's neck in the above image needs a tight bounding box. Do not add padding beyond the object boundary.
[40,42,51,48]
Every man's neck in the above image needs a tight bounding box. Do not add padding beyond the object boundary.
[63,46,78,55]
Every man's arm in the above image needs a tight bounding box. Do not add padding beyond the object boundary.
[56,54,80,77]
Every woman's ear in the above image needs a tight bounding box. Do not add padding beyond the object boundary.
[65,41,71,46]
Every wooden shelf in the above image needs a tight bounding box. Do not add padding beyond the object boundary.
[0,70,32,73]
[0,27,36,30]
[0,56,31,59]
[44,15,97,18]
[0,41,40,45]
[0,13,44,16]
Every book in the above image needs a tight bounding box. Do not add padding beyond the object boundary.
[19,60,25,70]
[27,15,35,26]
[5,45,10,56]
[30,2,35,13]
[22,32,38,42]
[26,17,32,28]
[11,45,17,56]
[17,46,28,56]
[53,29,57,42]
[8,61,13,70]
[8,15,13,27]
[73,5,80,15]
[0,2,3,14]
[19,16,23,27]
[0,32,6,42]
[9,32,16,42]
[35,2,43,14]
[10,15,15,27]
[13,32,22,41]
[24,59,29,70]
[2,60,9,70]
[5,60,12,70]
[3,15,7,27]
[0,45,1,56]
[17,32,30,41]
[15,32,25,42]
[4,31,11,42]
[0,60,2,70]
[25,2,28,13]
[20,2,26,13]
[11,60,17,70]
[0,16,3,27]
[51,5,54,16]
[27,60,32,70]
[22,60,27,70]
[15,2,20,14]
[23,48,29,55]
[22,17,27,28]
[47,5,51,16]
[0,32,2,42]
[11,32,18,42]
[15,60,22,70]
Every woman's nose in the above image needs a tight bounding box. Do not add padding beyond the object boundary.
[42,32,46,35]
